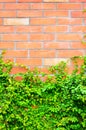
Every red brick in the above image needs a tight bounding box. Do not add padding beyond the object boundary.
[16,42,42,49]
[4,50,28,58]
[44,26,68,32]
[0,18,2,25]
[0,0,16,2]
[0,26,15,33]
[16,58,42,66]
[31,3,56,9]
[44,42,69,49]
[57,34,82,41]
[0,42,14,49]
[71,26,86,32]
[71,42,86,49]
[30,50,55,58]
[18,0,42,2]
[4,18,29,25]
[71,11,86,18]
[17,11,42,17]
[58,18,82,25]
[4,3,29,10]
[70,0,86,2]
[0,11,16,17]
[0,0,85,69]
[37,67,49,74]
[44,0,68,2]
[30,18,56,25]
[0,4,3,9]
[84,19,86,24]
[30,34,54,41]
[44,11,68,17]
[57,3,81,10]
[2,34,28,41]
[84,3,86,8]
[58,50,84,58]
[16,26,42,33]
[11,67,27,74]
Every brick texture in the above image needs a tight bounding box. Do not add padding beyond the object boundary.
[0,0,86,69]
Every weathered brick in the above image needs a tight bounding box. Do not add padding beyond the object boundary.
[4,18,29,25]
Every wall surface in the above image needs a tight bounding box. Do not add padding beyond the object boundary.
[0,0,86,72]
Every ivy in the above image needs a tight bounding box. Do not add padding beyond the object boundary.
[0,52,86,130]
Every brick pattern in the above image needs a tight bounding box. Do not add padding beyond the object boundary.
[0,0,86,72]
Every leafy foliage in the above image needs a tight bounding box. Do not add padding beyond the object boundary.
[0,52,86,130]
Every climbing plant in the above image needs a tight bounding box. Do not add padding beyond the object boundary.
[0,51,86,130]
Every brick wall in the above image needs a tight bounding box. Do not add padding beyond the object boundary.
[0,0,86,72]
